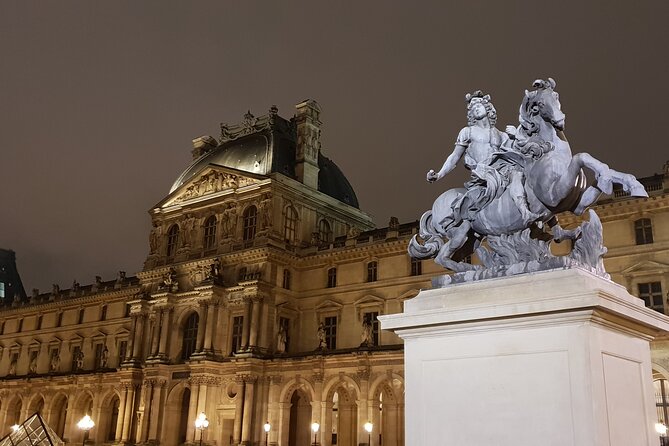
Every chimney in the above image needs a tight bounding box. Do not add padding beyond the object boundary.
[294,100,322,189]
[191,136,218,160]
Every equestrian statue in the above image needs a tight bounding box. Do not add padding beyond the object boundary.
[409,78,647,284]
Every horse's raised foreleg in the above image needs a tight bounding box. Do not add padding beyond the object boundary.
[572,153,647,197]
[573,186,603,215]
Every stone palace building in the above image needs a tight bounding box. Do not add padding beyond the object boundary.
[0,100,668,446]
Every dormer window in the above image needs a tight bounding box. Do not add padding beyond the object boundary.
[319,219,332,245]
[243,206,258,241]
[284,207,298,243]
[203,215,217,250]
[166,224,180,257]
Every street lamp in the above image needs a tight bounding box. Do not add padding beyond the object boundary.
[657,422,668,445]
[194,412,209,446]
[263,422,271,446]
[77,415,95,446]
[310,422,320,446]
[364,422,373,446]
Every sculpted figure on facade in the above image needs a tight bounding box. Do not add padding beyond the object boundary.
[29,353,37,374]
[8,355,17,375]
[258,194,273,229]
[317,322,327,349]
[75,349,84,371]
[221,204,238,237]
[410,78,648,283]
[50,350,60,372]
[361,314,373,347]
[149,223,162,254]
[162,268,178,292]
[276,324,287,354]
[100,346,109,368]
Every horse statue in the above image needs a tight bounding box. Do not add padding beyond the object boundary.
[409,78,647,278]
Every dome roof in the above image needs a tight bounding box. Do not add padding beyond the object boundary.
[170,114,359,208]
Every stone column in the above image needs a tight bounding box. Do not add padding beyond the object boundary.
[248,298,262,349]
[233,380,245,445]
[158,308,172,358]
[241,299,252,350]
[132,315,146,359]
[203,303,216,354]
[196,304,208,352]
[186,380,200,443]
[148,380,166,442]
[115,385,128,442]
[240,375,256,445]
[121,384,136,442]
[150,311,162,357]
[322,402,333,446]
[266,376,282,446]
[277,402,291,446]
[126,315,137,361]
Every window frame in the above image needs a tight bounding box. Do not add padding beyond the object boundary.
[284,206,298,243]
[367,261,378,282]
[203,215,218,250]
[181,312,199,360]
[634,218,654,245]
[327,267,337,288]
[242,205,258,241]
[166,224,180,257]
[323,315,338,350]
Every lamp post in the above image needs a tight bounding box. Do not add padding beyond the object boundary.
[657,422,668,446]
[364,422,373,446]
[310,422,320,446]
[194,412,209,446]
[77,415,95,446]
[263,422,271,446]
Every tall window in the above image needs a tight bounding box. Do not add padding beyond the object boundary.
[231,316,244,354]
[639,282,664,313]
[71,345,81,370]
[319,219,332,245]
[635,218,654,245]
[203,215,217,250]
[17,318,23,333]
[78,308,85,324]
[284,207,298,243]
[243,206,258,241]
[327,267,337,288]
[181,312,199,360]
[167,224,180,257]
[100,305,107,321]
[36,315,42,330]
[56,312,63,327]
[656,379,669,429]
[94,343,104,369]
[0,282,4,299]
[108,397,120,441]
[118,341,128,363]
[411,258,422,276]
[282,269,291,290]
[364,311,380,346]
[367,261,378,282]
[324,316,337,350]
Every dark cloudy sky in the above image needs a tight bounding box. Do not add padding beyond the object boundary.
[1,1,667,293]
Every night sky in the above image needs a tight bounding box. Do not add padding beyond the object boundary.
[1,1,668,293]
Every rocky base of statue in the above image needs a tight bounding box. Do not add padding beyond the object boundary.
[433,210,608,286]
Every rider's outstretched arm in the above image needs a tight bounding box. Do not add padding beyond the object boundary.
[427,144,466,182]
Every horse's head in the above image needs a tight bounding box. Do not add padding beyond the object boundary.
[519,78,565,133]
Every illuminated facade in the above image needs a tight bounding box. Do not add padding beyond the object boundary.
[0,100,667,446]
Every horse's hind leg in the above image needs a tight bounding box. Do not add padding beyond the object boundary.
[434,221,475,271]
[573,186,603,215]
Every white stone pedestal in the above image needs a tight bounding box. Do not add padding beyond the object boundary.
[379,268,669,446]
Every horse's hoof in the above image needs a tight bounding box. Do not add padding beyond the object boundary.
[629,185,649,197]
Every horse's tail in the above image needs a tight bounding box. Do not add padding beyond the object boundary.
[408,210,444,260]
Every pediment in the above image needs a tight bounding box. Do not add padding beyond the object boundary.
[114,327,130,338]
[354,295,385,307]
[91,329,108,340]
[315,299,344,312]
[29,339,41,349]
[157,165,267,209]
[68,333,84,343]
[621,260,669,277]
[49,337,63,346]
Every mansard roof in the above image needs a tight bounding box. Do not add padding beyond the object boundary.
[169,106,359,208]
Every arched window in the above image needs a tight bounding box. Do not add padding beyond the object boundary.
[166,225,180,257]
[656,378,669,427]
[243,206,258,241]
[367,261,378,282]
[181,312,199,360]
[283,269,291,290]
[319,219,332,245]
[284,207,298,243]
[203,215,217,250]
[107,397,120,441]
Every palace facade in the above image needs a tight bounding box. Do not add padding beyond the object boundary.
[0,100,667,446]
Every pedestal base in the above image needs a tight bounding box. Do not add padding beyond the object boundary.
[380,268,669,446]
